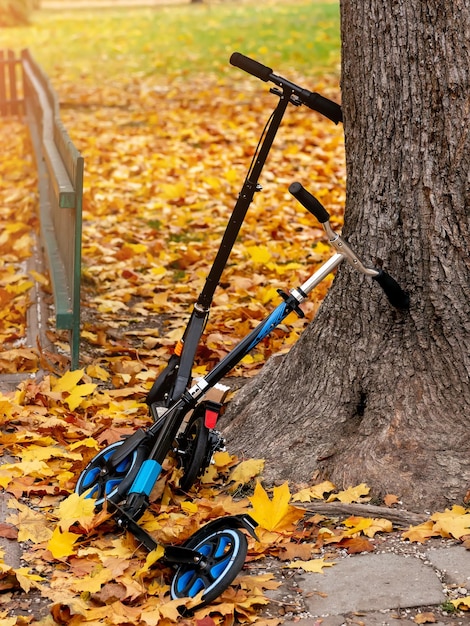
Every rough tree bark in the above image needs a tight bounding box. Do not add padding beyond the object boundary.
[222,0,470,512]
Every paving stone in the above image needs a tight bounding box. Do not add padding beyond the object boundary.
[295,553,445,616]
[426,546,470,588]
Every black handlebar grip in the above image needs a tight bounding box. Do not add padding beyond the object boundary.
[230,52,273,82]
[372,270,410,310]
[300,90,343,124]
[289,182,330,223]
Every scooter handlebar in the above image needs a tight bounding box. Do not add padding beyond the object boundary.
[289,182,410,311]
[372,270,410,310]
[230,52,343,124]
[289,182,330,223]
[230,52,272,82]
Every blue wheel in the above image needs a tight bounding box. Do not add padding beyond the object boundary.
[170,528,247,605]
[75,440,147,508]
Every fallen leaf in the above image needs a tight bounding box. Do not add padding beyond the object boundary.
[327,483,371,504]
[229,458,265,489]
[414,612,436,624]
[47,526,80,559]
[450,596,470,610]
[56,492,97,532]
[431,506,470,540]
[402,521,436,543]
[249,482,305,533]
[384,493,400,507]
[284,558,335,573]
[337,536,375,553]
[292,480,336,502]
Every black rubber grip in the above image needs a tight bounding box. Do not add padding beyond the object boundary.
[372,270,410,310]
[289,182,330,223]
[300,89,343,124]
[230,52,272,82]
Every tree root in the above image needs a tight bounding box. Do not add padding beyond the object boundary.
[296,501,428,528]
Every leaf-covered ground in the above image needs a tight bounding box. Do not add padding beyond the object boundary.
[0,122,41,373]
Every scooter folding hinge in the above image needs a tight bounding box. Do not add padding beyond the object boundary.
[276,289,305,318]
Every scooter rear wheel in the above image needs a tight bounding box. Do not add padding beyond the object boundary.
[170,527,247,605]
[177,410,209,492]
[75,440,147,508]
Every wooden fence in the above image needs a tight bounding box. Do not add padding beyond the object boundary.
[0,49,83,369]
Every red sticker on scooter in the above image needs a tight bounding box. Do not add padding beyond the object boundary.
[205,409,219,429]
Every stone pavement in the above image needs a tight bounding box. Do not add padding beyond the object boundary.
[265,543,470,625]
[2,506,468,624]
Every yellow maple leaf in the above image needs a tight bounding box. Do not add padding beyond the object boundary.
[161,181,187,200]
[68,437,100,451]
[20,445,81,463]
[284,558,335,573]
[200,464,219,484]
[0,458,53,489]
[292,480,336,502]
[64,382,98,411]
[342,516,374,536]
[57,492,97,532]
[431,506,470,540]
[7,500,52,543]
[47,526,79,559]
[52,369,85,392]
[451,596,470,610]
[7,458,53,477]
[86,363,110,381]
[248,482,304,532]
[402,520,436,543]
[229,459,265,490]
[28,269,49,285]
[212,450,237,469]
[327,483,370,503]
[180,500,198,515]
[246,245,272,264]
[13,567,44,593]
[71,565,113,594]
[363,517,393,537]
[135,545,165,576]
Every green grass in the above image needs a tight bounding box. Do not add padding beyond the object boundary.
[1,0,340,80]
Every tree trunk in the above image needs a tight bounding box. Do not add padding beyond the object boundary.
[222,0,470,512]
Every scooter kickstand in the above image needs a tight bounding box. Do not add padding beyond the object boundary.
[111,502,208,566]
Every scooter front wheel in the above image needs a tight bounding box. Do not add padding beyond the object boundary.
[170,527,247,605]
[75,440,147,508]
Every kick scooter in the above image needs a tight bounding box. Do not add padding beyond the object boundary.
[76,180,409,603]
[75,53,345,604]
